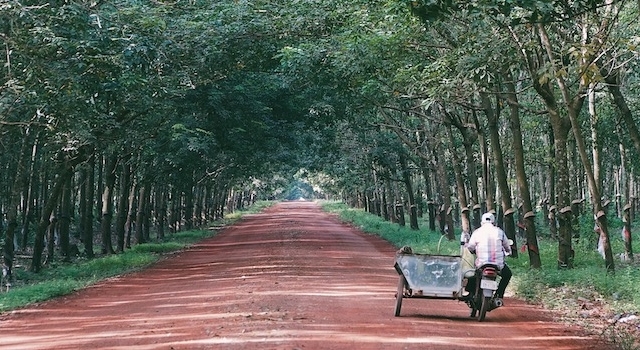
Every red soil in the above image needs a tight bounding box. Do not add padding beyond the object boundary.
[0,201,611,349]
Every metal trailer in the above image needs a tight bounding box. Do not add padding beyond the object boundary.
[394,252,475,317]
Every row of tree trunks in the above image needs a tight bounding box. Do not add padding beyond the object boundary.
[3,130,32,283]
[342,63,636,271]
[1,140,243,279]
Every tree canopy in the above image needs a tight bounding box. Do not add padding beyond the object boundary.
[1,0,640,275]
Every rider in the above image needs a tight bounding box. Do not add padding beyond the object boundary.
[465,212,512,305]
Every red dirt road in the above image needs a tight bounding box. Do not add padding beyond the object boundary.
[0,201,610,349]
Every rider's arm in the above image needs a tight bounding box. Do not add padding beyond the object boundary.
[501,230,512,256]
[466,234,478,254]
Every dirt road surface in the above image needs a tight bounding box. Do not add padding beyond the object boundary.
[0,201,611,350]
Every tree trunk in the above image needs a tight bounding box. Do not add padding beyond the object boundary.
[604,71,640,158]
[446,124,471,236]
[419,158,437,231]
[444,106,479,232]
[433,138,455,240]
[477,107,495,214]
[59,175,72,262]
[385,175,395,223]
[100,154,117,255]
[547,126,558,239]
[194,185,203,228]
[96,154,104,227]
[20,139,41,251]
[84,154,96,259]
[622,204,633,261]
[115,162,131,252]
[551,116,574,269]
[372,168,382,217]
[135,182,148,244]
[616,122,631,214]
[522,33,574,267]
[155,185,167,239]
[480,91,518,257]
[184,181,194,230]
[589,84,602,192]
[78,167,88,251]
[3,190,18,286]
[142,183,151,241]
[170,185,180,231]
[395,202,406,227]
[465,140,482,230]
[399,153,419,230]
[125,179,137,248]
[377,176,387,220]
[3,132,32,285]
[46,214,57,265]
[502,69,541,268]
[31,165,74,272]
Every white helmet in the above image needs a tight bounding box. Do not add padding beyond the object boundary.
[481,212,495,225]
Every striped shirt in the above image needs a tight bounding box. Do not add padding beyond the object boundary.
[466,223,511,269]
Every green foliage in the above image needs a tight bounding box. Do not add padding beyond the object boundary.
[404,0,614,25]
[2,0,639,329]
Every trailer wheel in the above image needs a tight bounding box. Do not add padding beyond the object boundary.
[394,275,405,317]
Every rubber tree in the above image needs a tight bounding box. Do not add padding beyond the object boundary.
[479,91,519,257]
[446,123,472,236]
[496,6,577,269]
[533,4,623,271]
[443,108,481,232]
[501,69,542,268]
[31,147,91,272]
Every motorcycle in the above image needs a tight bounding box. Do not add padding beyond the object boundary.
[460,233,511,321]
[393,237,510,322]
[464,264,502,321]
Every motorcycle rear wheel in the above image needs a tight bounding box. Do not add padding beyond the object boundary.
[478,295,490,321]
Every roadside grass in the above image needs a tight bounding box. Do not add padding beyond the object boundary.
[324,202,462,255]
[0,200,275,313]
[322,201,640,349]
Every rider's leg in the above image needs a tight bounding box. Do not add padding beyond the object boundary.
[465,276,476,295]
[496,264,512,298]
